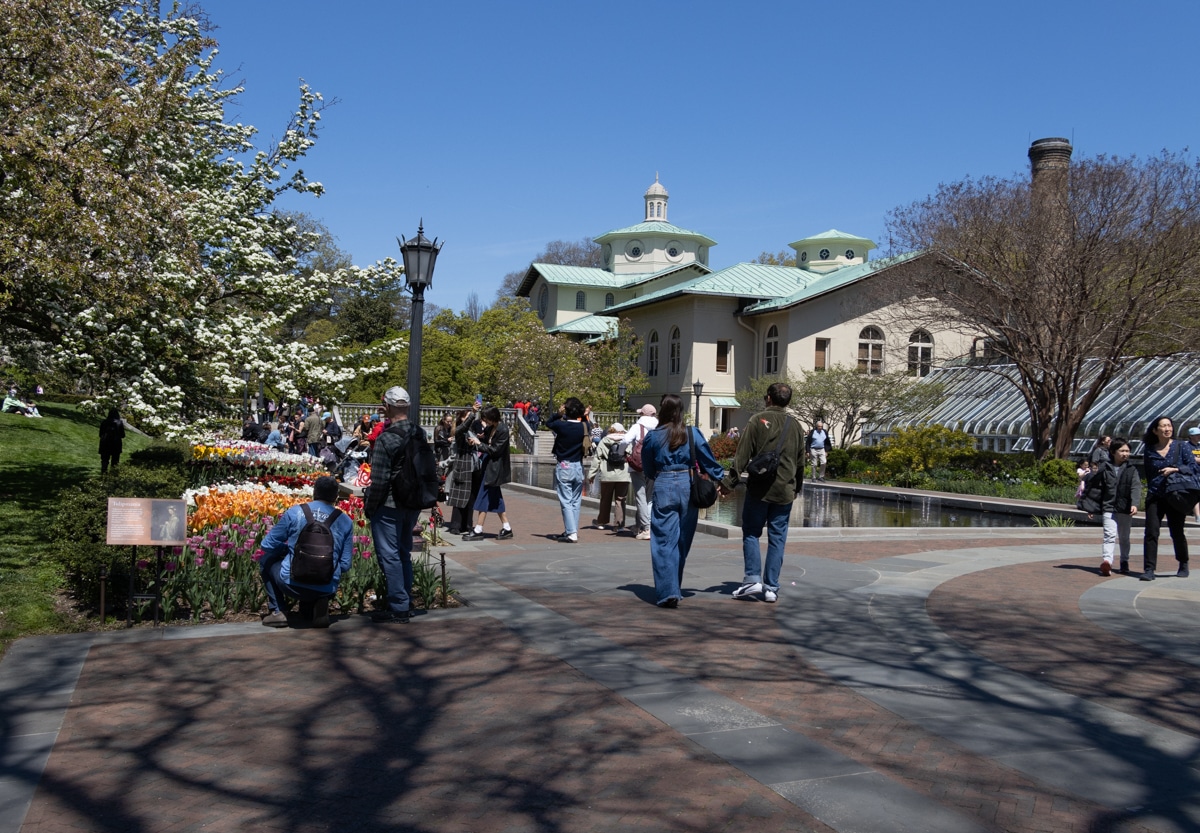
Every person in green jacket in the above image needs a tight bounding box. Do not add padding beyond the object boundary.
[719,382,805,603]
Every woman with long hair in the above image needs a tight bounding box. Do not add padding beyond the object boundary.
[641,394,724,607]
[1140,416,1196,581]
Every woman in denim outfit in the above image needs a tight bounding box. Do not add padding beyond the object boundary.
[641,394,724,607]
[546,397,592,543]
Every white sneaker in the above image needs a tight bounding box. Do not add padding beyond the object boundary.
[636,529,652,540]
[732,582,763,600]
[762,588,778,603]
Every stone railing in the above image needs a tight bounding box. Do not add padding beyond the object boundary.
[334,403,554,454]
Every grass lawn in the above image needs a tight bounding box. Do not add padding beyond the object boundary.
[0,403,153,658]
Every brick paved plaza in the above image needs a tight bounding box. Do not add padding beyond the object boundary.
[3,486,1198,833]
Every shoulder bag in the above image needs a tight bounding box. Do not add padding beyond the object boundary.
[688,427,719,508]
[1164,441,1200,514]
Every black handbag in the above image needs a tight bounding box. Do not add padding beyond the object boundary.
[687,427,719,508]
[1164,441,1200,513]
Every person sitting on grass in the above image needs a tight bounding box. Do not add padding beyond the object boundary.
[258,475,353,628]
[2,392,32,415]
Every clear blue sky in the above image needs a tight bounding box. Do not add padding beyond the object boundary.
[197,0,1200,315]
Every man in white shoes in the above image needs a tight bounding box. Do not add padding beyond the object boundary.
[620,404,659,539]
[720,383,804,604]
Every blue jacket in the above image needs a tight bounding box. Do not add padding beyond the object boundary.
[1144,439,1199,497]
[260,500,354,594]
[642,425,724,481]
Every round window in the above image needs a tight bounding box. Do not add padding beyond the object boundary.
[668,247,678,257]
[845,249,855,259]
[625,240,644,260]
[800,251,807,262]
[819,248,831,260]
[537,286,549,320]
[631,247,641,257]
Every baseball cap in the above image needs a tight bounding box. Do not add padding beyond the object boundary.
[1189,427,1200,437]
[382,386,411,406]
[638,404,657,416]
[321,411,331,420]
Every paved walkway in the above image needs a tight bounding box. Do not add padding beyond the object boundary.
[3,486,1199,833]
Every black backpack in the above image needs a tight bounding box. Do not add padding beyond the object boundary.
[291,503,342,584]
[388,423,439,510]
[745,416,792,487]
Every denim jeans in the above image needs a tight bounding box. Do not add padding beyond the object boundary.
[630,470,653,531]
[555,461,584,535]
[741,495,790,591]
[370,504,420,614]
[1101,511,1117,563]
[649,470,698,604]
[260,554,330,613]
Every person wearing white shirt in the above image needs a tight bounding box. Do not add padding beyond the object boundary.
[620,404,659,539]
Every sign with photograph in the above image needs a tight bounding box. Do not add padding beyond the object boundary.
[106,498,188,546]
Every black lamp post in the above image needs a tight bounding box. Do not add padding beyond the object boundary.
[692,379,704,431]
[618,383,626,425]
[547,371,556,413]
[398,222,442,420]
[240,368,251,417]
[257,380,265,423]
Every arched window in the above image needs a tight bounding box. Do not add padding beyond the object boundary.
[764,325,780,374]
[858,326,884,375]
[669,327,681,375]
[605,292,615,308]
[648,330,659,377]
[907,330,933,377]
[575,291,586,310]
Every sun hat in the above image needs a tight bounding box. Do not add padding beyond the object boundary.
[382,386,411,406]
[609,422,625,433]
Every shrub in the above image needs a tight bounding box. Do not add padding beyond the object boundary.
[51,465,189,612]
[707,435,739,461]
[826,447,849,476]
[879,424,976,473]
[1039,457,1078,487]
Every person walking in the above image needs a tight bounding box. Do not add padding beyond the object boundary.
[462,404,514,541]
[99,408,125,474]
[806,419,829,482]
[303,407,323,458]
[641,394,724,608]
[1140,416,1197,581]
[588,422,631,530]
[1089,438,1141,576]
[719,382,805,603]
[620,404,659,539]
[364,386,429,624]
[546,397,592,543]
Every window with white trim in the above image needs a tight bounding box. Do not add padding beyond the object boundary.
[764,325,779,374]
[858,326,884,375]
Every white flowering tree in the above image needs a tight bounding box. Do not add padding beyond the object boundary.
[1,1,403,434]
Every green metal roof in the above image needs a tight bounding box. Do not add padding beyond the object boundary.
[599,262,814,315]
[528,263,636,288]
[741,251,925,315]
[594,221,718,247]
[709,396,740,407]
[547,314,619,337]
[788,228,877,249]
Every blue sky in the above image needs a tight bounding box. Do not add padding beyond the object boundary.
[196,0,1200,315]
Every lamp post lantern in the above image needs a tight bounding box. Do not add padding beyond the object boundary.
[618,383,626,426]
[692,379,704,431]
[398,221,442,420]
[547,370,556,413]
[240,368,251,417]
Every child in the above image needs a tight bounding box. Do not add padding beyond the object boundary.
[1099,438,1142,576]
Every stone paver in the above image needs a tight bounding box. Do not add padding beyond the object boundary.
[2,485,1197,833]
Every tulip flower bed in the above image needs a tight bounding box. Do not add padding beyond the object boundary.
[188,439,327,487]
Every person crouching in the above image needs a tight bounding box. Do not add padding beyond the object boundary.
[258,475,352,628]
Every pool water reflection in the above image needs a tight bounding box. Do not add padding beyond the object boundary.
[510,460,1033,529]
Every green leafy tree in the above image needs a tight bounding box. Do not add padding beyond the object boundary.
[495,237,603,302]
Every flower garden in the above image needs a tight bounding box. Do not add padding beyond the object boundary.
[126,439,451,625]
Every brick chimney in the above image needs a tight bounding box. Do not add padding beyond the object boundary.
[1028,137,1072,264]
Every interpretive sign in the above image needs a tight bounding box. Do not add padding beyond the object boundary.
[106,498,188,546]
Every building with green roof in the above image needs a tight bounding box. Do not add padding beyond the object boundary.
[518,177,976,435]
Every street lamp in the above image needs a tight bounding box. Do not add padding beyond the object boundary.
[398,221,443,420]
[240,368,251,417]
[547,370,556,413]
[618,383,626,426]
[692,379,704,432]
